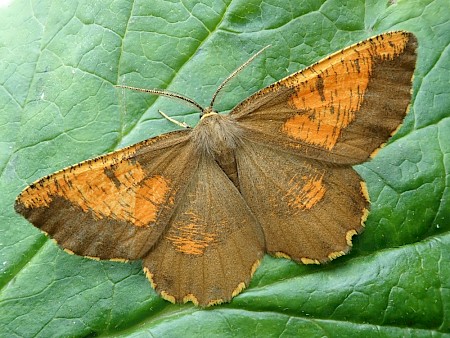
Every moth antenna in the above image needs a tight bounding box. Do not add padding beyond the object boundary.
[116,85,206,114]
[209,45,271,109]
[158,110,191,129]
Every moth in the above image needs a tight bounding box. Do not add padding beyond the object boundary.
[16,31,417,306]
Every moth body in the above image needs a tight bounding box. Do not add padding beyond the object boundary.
[192,112,243,155]
[191,112,243,186]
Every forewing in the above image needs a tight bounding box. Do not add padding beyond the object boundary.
[236,135,367,263]
[143,153,265,306]
[15,130,196,260]
[231,31,417,164]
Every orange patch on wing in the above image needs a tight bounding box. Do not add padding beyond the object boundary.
[134,175,171,226]
[18,159,170,227]
[183,294,200,306]
[161,291,176,304]
[300,257,320,265]
[166,212,217,255]
[283,34,410,150]
[231,282,246,298]
[284,172,326,210]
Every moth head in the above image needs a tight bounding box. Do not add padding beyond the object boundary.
[192,113,243,155]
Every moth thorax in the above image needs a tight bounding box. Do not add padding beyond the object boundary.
[192,113,243,156]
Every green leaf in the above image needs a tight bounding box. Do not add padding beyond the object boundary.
[1,0,449,336]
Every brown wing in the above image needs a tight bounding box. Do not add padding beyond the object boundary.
[231,31,417,164]
[235,134,367,263]
[143,153,265,306]
[15,129,196,260]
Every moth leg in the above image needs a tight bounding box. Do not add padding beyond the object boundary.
[159,110,191,129]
